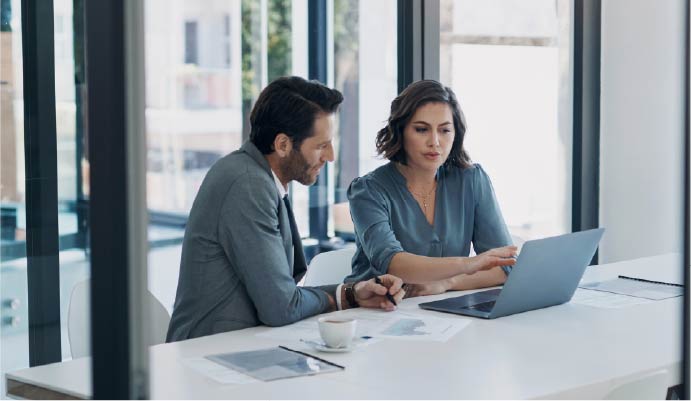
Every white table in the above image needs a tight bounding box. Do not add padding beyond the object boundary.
[5,254,684,399]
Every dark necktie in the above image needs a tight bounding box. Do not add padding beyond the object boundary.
[283,195,306,280]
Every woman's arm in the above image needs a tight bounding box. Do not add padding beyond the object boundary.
[402,266,507,297]
[388,247,516,284]
[446,266,506,290]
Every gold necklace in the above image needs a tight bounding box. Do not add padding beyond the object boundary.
[407,181,437,214]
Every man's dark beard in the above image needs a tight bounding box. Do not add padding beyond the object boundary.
[282,149,315,185]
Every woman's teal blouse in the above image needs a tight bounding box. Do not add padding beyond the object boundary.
[345,162,512,283]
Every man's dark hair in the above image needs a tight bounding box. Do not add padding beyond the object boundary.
[376,80,471,169]
[250,76,343,154]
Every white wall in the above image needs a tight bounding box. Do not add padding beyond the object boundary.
[599,0,685,263]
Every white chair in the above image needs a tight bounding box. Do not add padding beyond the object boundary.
[603,370,669,400]
[67,279,171,359]
[302,248,357,287]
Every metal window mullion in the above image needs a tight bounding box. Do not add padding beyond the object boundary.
[682,0,690,398]
[73,0,88,248]
[85,0,148,398]
[397,0,418,92]
[308,0,328,241]
[398,0,439,92]
[572,0,600,261]
[421,0,440,81]
[20,0,62,367]
[124,0,149,397]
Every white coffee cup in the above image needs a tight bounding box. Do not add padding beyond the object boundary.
[317,317,357,348]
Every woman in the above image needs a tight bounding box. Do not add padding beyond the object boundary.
[345,80,517,297]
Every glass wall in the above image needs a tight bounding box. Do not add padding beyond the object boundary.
[143,0,397,311]
[439,0,572,243]
[1,0,92,396]
[0,0,29,395]
[54,0,91,362]
[0,2,27,394]
[144,0,308,314]
[145,0,243,215]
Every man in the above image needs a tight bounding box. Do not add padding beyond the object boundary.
[167,76,404,342]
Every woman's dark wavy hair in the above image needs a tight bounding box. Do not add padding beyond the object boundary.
[376,80,471,169]
[250,76,343,154]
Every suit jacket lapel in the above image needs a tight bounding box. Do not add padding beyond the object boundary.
[240,141,307,282]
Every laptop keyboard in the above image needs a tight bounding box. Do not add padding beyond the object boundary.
[468,301,496,312]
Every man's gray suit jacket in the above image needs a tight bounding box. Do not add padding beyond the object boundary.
[166,141,337,342]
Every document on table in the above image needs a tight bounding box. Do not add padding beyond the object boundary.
[571,288,656,308]
[181,357,259,385]
[256,309,470,343]
[375,313,468,342]
[579,277,683,300]
[206,347,343,382]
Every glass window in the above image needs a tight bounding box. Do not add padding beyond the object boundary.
[144,0,303,318]
[439,0,572,242]
[54,0,91,364]
[1,2,27,396]
[1,0,92,395]
[324,0,398,239]
[145,1,243,216]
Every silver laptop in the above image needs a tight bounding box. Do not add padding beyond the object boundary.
[418,228,605,319]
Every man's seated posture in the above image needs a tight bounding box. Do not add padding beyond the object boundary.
[167,76,404,342]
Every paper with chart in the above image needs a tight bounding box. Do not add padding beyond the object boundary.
[375,312,469,342]
[256,309,470,343]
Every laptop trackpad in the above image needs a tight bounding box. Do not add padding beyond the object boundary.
[431,288,502,309]
[462,288,502,306]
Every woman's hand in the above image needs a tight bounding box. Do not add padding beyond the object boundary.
[354,274,405,311]
[464,246,517,275]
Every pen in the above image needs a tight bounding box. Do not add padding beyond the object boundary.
[374,276,397,306]
[278,346,345,369]
[618,275,684,288]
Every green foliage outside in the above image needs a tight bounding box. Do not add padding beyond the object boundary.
[241,0,291,114]
[267,0,291,82]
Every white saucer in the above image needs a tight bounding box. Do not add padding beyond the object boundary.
[314,343,353,353]
[301,339,354,353]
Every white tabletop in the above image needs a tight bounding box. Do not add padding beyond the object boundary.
[6,253,684,399]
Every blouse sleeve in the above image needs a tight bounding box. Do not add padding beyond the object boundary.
[347,177,404,276]
[471,164,514,275]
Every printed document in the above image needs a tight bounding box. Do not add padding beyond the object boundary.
[206,347,343,381]
[571,288,656,308]
[256,309,470,343]
[579,278,683,300]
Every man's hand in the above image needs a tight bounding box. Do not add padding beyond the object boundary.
[354,274,405,311]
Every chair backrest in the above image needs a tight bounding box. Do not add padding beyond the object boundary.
[67,279,171,359]
[604,370,669,400]
[302,248,357,287]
